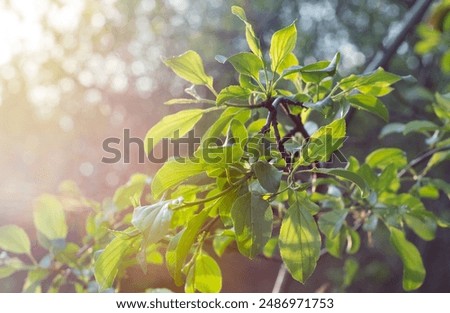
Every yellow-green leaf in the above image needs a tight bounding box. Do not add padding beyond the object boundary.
[270,22,297,72]
[389,227,426,291]
[0,225,31,255]
[185,253,222,293]
[144,109,205,155]
[347,94,389,121]
[163,50,213,86]
[33,194,68,240]
[279,191,321,283]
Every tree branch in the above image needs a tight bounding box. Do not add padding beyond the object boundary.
[346,0,434,124]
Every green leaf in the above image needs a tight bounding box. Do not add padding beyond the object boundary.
[318,210,348,239]
[216,85,252,106]
[144,109,205,155]
[365,148,407,170]
[166,209,210,286]
[300,52,340,83]
[151,157,205,199]
[342,258,359,288]
[441,50,450,73]
[347,94,389,121]
[185,253,222,293]
[227,52,264,81]
[0,257,25,279]
[163,50,213,86]
[276,53,300,80]
[263,237,278,258]
[113,173,148,210]
[389,227,426,291]
[23,268,49,293]
[426,150,450,172]
[404,211,437,241]
[94,230,141,291]
[279,191,321,283]
[33,194,68,240]
[403,120,439,135]
[0,225,31,255]
[270,22,297,72]
[252,161,282,193]
[231,6,262,59]
[311,168,369,197]
[376,163,400,193]
[304,94,334,116]
[339,67,401,91]
[379,123,405,138]
[231,192,273,258]
[213,230,235,257]
[132,200,174,269]
[346,227,361,254]
[325,228,346,258]
[202,107,250,141]
[298,118,346,165]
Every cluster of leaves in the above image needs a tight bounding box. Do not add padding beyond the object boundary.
[96,6,447,292]
[1,6,448,293]
[0,177,163,292]
[415,0,450,74]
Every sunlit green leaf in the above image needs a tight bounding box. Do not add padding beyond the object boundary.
[163,50,213,86]
[202,107,250,141]
[33,194,68,240]
[185,253,222,293]
[151,157,206,199]
[0,225,31,255]
[23,268,49,293]
[426,150,450,172]
[339,67,401,91]
[227,52,264,81]
[347,94,389,121]
[94,229,141,291]
[216,85,252,106]
[231,192,272,258]
[213,229,235,257]
[132,200,174,270]
[270,22,297,72]
[298,118,346,165]
[325,228,346,258]
[279,191,321,283]
[166,209,210,286]
[231,6,262,58]
[144,109,205,155]
[404,211,437,241]
[263,237,278,258]
[276,53,299,80]
[300,52,340,83]
[113,173,148,210]
[417,185,440,199]
[389,227,426,291]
